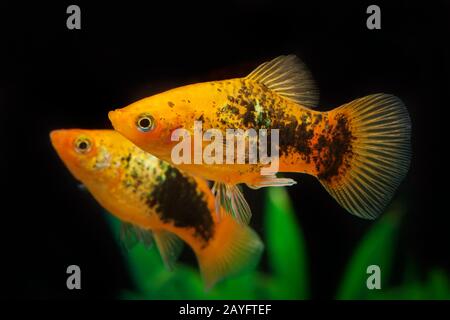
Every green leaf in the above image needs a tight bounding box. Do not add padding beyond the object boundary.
[336,205,402,299]
[106,214,176,294]
[208,272,258,300]
[426,269,450,299]
[106,213,241,299]
[264,187,309,299]
[365,268,450,300]
[148,265,207,299]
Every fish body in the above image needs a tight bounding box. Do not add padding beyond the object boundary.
[110,78,328,185]
[50,129,263,288]
[109,55,411,220]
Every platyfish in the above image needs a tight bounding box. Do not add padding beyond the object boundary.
[50,129,263,288]
[108,55,411,221]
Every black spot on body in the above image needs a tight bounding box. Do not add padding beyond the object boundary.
[229,105,239,115]
[146,165,214,243]
[314,114,322,125]
[314,114,355,182]
[216,104,241,126]
[262,102,315,161]
[276,117,314,162]
[215,80,330,164]
[121,153,132,169]
[242,102,255,127]
[168,101,175,108]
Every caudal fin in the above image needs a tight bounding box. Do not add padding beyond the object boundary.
[196,215,263,289]
[320,94,411,219]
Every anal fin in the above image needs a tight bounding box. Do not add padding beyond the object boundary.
[246,174,297,189]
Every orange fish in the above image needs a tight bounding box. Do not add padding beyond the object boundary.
[109,55,411,221]
[50,129,263,288]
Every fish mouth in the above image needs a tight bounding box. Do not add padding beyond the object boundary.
[108,110,122,130]
[49,129,74,162]
[50,129,67,150]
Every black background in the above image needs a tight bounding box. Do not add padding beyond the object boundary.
[2,0,449,299]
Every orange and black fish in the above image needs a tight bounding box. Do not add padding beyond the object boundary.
[109,55,411,221]
[50,129,263,288]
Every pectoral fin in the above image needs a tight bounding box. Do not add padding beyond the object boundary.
[212,182,252,225]
[120,222,154,250]
[153,230,184,271]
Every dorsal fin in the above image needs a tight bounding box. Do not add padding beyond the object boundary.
[246,55,319,108]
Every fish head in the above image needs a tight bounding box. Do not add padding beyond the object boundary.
[108,95,185,160]
[50,129,118,184]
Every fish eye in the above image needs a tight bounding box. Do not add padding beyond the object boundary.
[74,136,92,154]
[136,114,155,132]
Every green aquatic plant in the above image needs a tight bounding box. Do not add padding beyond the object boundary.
[263,187,309,299]
[335,203,450,300]
[106,186,307,299]
[336,206,401,299]
[106,188,450,300]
